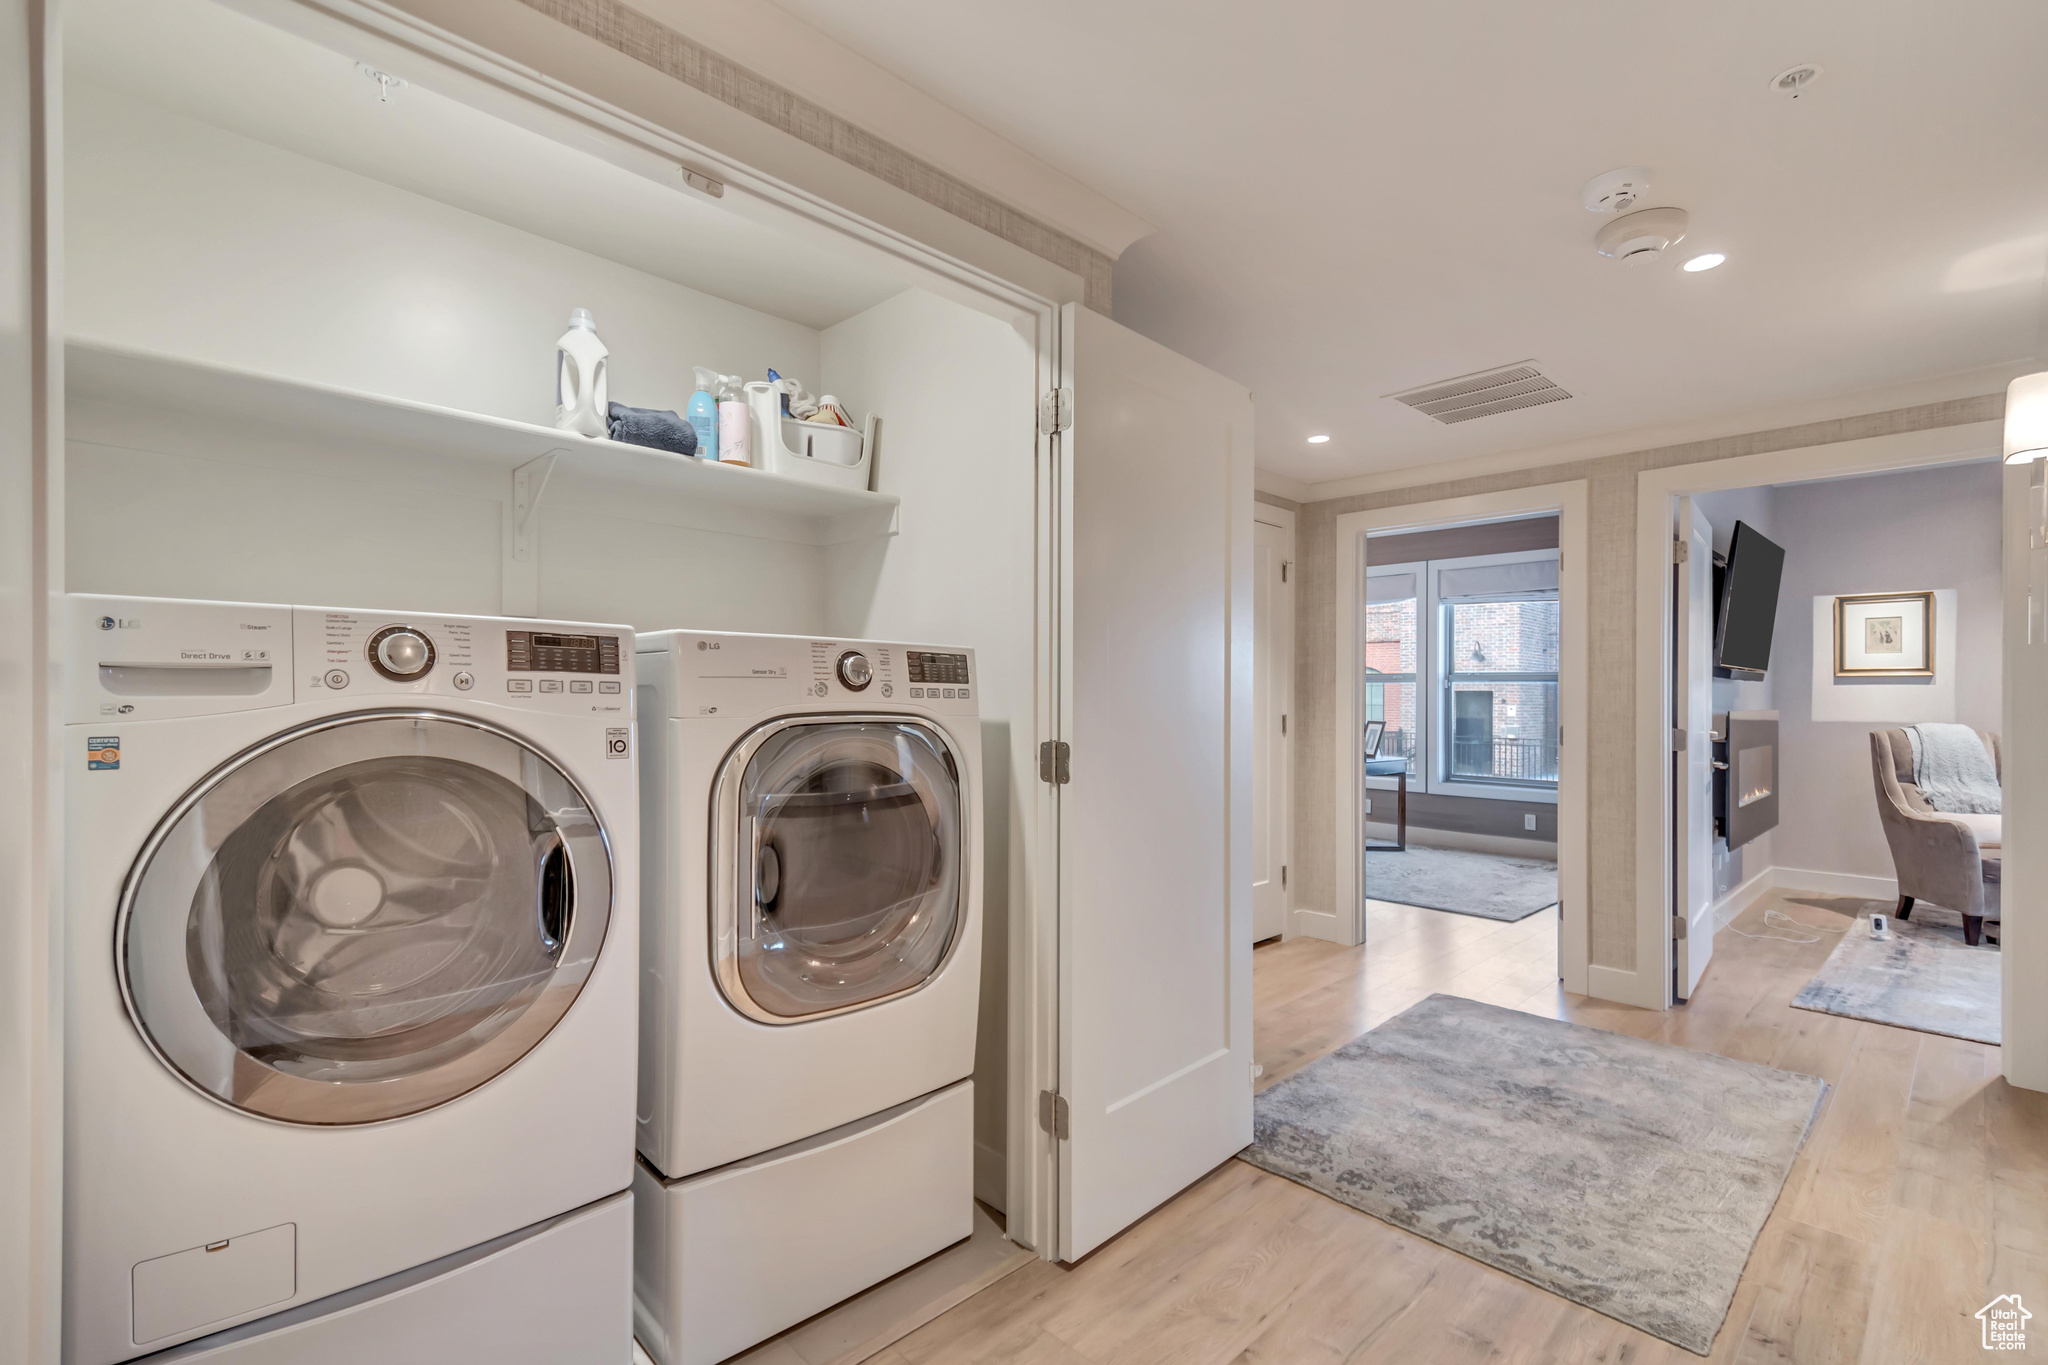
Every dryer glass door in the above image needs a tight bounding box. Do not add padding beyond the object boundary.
[717,719,965,1022]
[119,712,612,1125]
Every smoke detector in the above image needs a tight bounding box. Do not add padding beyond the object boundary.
[1582,167,1652,214]
[1768,63,1823,98]
[1596,207,1690,261]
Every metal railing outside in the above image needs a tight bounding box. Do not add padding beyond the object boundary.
[1450,737,1558,783]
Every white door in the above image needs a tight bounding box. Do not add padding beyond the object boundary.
[1252,514,1294,943]
[1673,499,1716,1000]
[1056,302,1253,1261]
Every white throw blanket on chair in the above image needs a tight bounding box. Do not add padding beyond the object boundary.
[1906,723,2001,814]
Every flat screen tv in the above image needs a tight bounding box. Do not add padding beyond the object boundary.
[1715,520,1785,677]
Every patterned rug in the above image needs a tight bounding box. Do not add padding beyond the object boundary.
[1790,902,2000,1045]
[1363,845,1557,921]
[1241,994,1827,1355]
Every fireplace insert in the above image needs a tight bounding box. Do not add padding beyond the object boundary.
[1714,710,1779,851]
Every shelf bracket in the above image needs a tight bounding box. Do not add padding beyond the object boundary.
[503,450,564,618]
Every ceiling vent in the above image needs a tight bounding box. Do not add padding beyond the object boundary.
[1388,363,1573,425]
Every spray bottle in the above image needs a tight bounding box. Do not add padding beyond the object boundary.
[717,374,751,465]
[554,309,608,437]
[687,367,720,461]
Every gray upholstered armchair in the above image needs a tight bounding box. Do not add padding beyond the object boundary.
[1869,728,2002,945]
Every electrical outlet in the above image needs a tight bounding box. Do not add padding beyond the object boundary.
[1365,798,1373,814]
[1524,813,1537,831]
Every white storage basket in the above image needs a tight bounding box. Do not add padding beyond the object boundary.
[745,385,872,490]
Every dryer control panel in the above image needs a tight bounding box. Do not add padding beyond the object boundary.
[641,630,978,721]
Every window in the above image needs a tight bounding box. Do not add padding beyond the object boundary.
[1363,571,1420,777]
[1363,546,1559,797]
[1442,597,1559,785]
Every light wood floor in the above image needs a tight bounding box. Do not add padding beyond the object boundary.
[882,890,2047,1364]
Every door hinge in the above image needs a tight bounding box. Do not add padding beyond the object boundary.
[1671,727,1687,752]
[1038,740,1071,784]
[1038,1089,1070,1140]
[1672,539,1689,564]
[1038,387,1074,436]
[1281,864,1288,889]
[1281,559,1291,583]
[1280,713,1287,736]
[1672,914,1688,939]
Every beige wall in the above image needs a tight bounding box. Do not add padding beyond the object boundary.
[1292,392,2002,975]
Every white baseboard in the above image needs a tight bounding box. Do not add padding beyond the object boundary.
[1364,823,1558,862]
[973,1139,1005,1213]
[1712,865,1780,932]
[1771,866,1898,901]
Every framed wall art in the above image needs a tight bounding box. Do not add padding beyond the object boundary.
[1833,591,1934,678]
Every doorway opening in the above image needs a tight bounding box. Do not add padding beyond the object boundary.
[1667,459,2003,1047]
[1354,512,1564,1007]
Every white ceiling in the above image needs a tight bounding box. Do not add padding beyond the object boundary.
[765,0,2048,484]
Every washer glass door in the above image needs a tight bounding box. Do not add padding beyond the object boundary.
[120,712,612,1125]
[717,719,965,1022]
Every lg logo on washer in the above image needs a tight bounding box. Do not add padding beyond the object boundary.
[97,615,140,631]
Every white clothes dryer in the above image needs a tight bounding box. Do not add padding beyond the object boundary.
[63,596,639,1365]
[632,631,982,1365]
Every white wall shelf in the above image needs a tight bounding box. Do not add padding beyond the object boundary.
[65,341,902,550]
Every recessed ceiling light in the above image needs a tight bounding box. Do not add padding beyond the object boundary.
[1307,434,1331,444]
[1683,252,1726,272]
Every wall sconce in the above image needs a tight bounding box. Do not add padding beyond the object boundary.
[2010,372,2048,643]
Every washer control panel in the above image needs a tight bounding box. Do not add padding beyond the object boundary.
[301,610,631,717]
[507,630,621,675]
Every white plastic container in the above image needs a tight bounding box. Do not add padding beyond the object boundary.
[744,384,872,490]
[554,308,608,437]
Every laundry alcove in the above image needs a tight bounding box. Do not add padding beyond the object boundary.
[61,0,1042,1244]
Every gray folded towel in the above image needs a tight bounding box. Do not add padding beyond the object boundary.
[1906,722,2001,814]
[606,402,698,457]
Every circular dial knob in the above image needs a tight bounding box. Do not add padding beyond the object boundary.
[368,626,436,680]
[836,650,873,691]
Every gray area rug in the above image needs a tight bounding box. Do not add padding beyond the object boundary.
[1242,994,1827,1355]
[1364,845,1557,921]
[1790,903,2000,1045]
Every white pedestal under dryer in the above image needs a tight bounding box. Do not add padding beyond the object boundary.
[633,630,983,1365]
[62,596,640,1364]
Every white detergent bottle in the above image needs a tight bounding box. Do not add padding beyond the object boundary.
[717,374,751,465]
[554,308,608,437]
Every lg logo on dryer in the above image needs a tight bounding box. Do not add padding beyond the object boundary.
[97,616,140,631]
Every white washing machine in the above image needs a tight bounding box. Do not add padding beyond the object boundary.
[63,595,640,1365]
[632,631,982,1365]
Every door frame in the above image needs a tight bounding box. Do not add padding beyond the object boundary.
[1632,422,2001,1011]
[1328,482,1590,997]
[1253,503,1296,940]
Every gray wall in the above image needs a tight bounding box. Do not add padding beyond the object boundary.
[1771,461,2003,883]
[1294,393,2004,974]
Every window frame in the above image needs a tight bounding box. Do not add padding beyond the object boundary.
[1428,548,1561,801]
[1362,559,1430,794]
